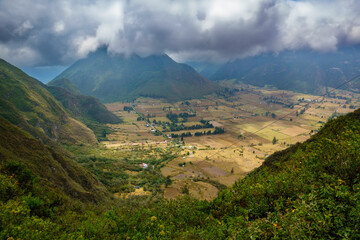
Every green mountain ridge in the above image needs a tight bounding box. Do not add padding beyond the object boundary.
[46,85,120,124]
[0,58,97,145]
[51,48,220,102]
[0,116,108,202]
[47,85,122,141]
[48,77,81,95]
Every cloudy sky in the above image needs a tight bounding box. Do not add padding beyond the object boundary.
[1,0,360,70]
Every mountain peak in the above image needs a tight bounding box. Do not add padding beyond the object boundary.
[52,51,219,102]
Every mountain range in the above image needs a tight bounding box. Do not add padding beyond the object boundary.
[51,47,360,101]
[199,48,360,94]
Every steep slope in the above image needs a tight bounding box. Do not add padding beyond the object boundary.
[46,85,120,124]
[51,48,220,102]
[0,116,108,201]
[47,85,122,140]
[211,48,360,94]
[48,77,81,95]
[0,58,97,145]
[208,108,360,238]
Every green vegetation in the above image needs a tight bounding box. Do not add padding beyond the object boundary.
[47,86,121,140]
[2,105,359,238]
[75,147,179,195]
[2,58,360,239]
[0,58,97,145]
[47,77,81,95]
[46,86,120,124]
[0,116,108,202]
[51,47,220,102]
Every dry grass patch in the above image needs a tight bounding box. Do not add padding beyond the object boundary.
[280,126,309,136]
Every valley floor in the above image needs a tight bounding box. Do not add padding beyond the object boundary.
[91,81,360,200]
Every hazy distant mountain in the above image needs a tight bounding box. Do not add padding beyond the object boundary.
[210,48,360,94]
[52,48,220,102]
[185,61,221,78]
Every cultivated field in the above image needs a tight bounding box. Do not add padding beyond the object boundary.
[100,81,360,200]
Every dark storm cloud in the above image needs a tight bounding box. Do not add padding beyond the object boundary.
[113,0,282,61]
[0,0,359,67]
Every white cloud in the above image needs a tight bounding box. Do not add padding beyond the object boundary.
[14,20,33,36]
[54,21,65,33]
[0,43,40,65]
[0,0,360,66]
[348,26,360,44]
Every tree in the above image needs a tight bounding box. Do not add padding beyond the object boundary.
[272,137,277,145]
[165,176,172,187]
[181,185,189,194]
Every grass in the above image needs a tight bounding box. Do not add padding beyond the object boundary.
[96,81,360,199]
[1,67,360,238]
[4,106,357,239]
[0,59,98,146]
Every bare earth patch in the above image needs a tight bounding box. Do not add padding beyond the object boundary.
[195,160,228,177]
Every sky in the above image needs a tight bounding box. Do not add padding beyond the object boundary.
[0,0,360,81]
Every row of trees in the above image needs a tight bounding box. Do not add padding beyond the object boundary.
[165,120,214,132]
[171,127,225,139]
[166,111,196,123]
